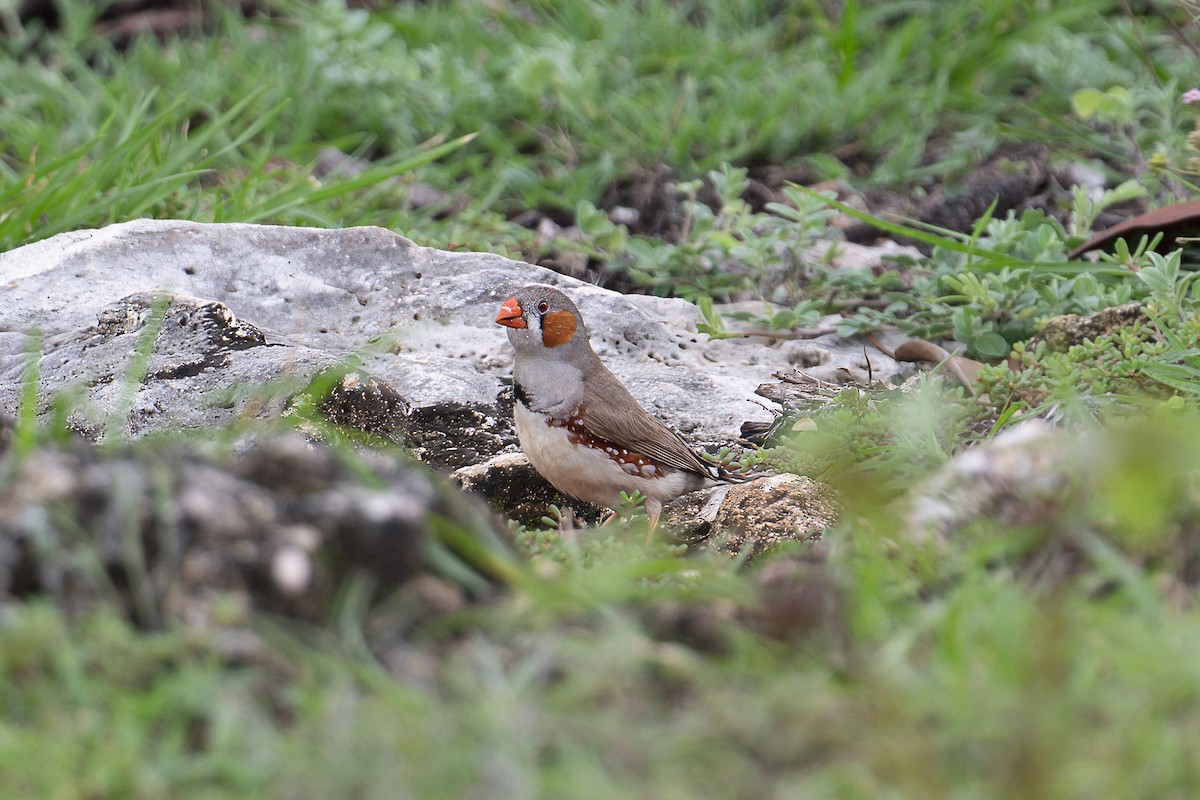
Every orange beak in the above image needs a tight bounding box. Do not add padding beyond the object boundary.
[495,296,527,329]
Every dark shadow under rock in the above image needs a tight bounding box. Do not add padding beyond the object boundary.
[452,452,606,527]
[311,367,412,441]
[407,401,516,471]
[843,144,1096,250]
[598,165,691,243]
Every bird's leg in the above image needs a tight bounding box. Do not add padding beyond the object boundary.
[556,507,578,540]
[599,508,618,526]
[643,499,662,545]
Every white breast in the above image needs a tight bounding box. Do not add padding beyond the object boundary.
[512,360,584,417]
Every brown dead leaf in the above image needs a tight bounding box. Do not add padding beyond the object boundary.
[894,339,985,395]
[1069,200,1200,259]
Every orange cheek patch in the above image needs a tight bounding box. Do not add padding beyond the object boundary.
[541,309,577,348]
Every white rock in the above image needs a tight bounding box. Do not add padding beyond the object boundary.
[0,219,912,449]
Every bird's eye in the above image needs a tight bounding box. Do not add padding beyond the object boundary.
[536,300,550,314]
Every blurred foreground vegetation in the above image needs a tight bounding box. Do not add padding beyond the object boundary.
[3,1,1200,797]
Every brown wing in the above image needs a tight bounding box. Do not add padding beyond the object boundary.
[580,363,736,480]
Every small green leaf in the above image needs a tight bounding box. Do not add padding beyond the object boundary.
[706,231,741,250]
[1071,86,1132,124]
[973,331,1010,359]
[1071,87,1115,120]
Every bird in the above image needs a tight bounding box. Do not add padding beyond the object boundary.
[495,283,744,531]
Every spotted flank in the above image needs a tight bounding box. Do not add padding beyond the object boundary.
[548,406,665,480]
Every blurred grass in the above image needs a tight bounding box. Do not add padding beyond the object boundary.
[1,0,1195,252]
[3,0,1200,797]
[6,440,1200,800]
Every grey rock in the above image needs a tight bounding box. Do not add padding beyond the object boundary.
[905,419,1082,544]
[34,291,337,439]
[905,418,1200,600]
[0,429,503,628]
[1029,302,1146,354]
[0,219,904,525]
[0,219,912,447]
[664,473,839,556]
[802,238,923,272]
